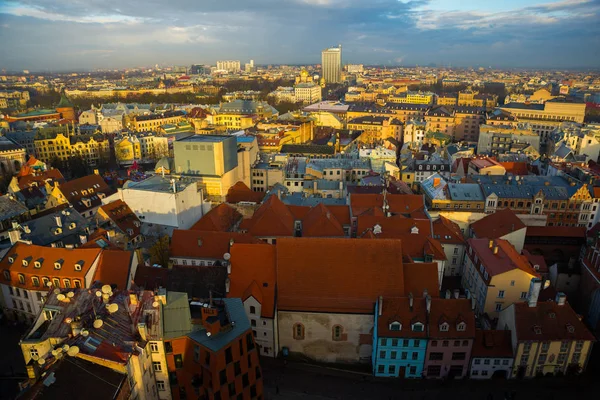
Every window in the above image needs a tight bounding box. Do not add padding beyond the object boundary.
[389,321,401,331]
[293,323,305,340]
[152,362,162,372]
[165,342,173,353]
[454,340,460,347]
[523,343,531,353]
[538,354,547,364]
[440,323,449,332]
[30,348,39,358]
[442,340,449,347]
[431,340,438,347]
[225,347,233,364]
[472,370,479,376]
[474,359,481,365]
[74,280,81,288]
[219,369,227,386]
[174,354,183,369]
[520,292,528,299]
[379,351,386,360]
[572,352,581,363]
[32,277,40,287]
[401,351,407,360]
[412,323,424,332]
[63,279,71,288]
[157,381,165,391]
[413,340,420,347]
[332,325,343,341]
[377,365,385,374]
[427,365,441,377]
[494,359,500,366]
[380,338,387,346]
[18,274,25,285]
[251,319,256,327]
[498,290,505,298]
[495,303,503,312]
[452,352,466,360]
[52,278,60,288]
[228,382,236,396]
[2,270,9,280]
[412,352,418,360]
[429,352,443,361]
[391,351,397,360]
[541,342,550,353]
[234,361,241,376]
[249,306,256,314]
[193,345,200,362]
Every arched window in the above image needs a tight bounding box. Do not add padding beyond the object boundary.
[73,280,81,288]
[32,277,40,287]
[52,278,60,288]
[42,277,50,288]
[332,325,344,341]
[63,279,71,288]
[18,274,25,285]
[249,306,256,315]
[3,270,10,281]
[293,323,305,340]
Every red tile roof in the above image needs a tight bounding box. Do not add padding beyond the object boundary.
[525,226,586,238]
[228,243,276,318]
[512,301,595,342]
[93,250,134,289]
[240,195,295,237]
[429,298,476,338]
[349,193,383,216]
[472,330,513,358]
[170,230,264,261]
[276,238,405,313]
[468,238,538,281]
[301,203,345,237]
[386,194,426,216]
[433,216,465,245]
[499,162,529,176]
[98,200,141,240]
[470,208,525,239]
[17,168,65,190]
[226,181,265,204]
[59,174,114,213]
[521,249,548,274]
[378,297,428,338]
[190,203,242,232]
[403,263,440,297]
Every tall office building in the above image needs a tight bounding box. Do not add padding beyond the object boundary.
[216,60,241,72]
[321,45,342,84]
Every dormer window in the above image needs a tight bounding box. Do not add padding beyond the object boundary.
[54,227,62,235]
[69,223,76,229]
[566,323,575,333]
[440,322,450,332]
[8,255,16,264]
[389,321,401,331]
[54,260,64,270]
[373,224,382,235]
[457,322,466,331]
[74,261,83,271]
[412,322,424,332]
[34,258,43,269]
[81,190,88,196]
[533,325,542,335]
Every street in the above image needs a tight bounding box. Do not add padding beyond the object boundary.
[261,357,599,400]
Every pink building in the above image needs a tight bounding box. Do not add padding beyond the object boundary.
[423,298,476,378]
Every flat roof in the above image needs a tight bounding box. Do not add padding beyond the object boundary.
[177,135,232,143]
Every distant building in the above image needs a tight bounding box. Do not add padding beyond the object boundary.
[321,45,342,84]
[216,60,241,72]
[0,136,26,175]
[346,64,364,74]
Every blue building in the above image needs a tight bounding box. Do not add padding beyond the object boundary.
[372,296,428,378]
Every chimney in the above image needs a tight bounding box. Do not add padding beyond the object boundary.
[409,293,414,310]
[488,239,494,249]
[55,216,62,227]
[555,292,567,306]
[453,289,460,299]
[471,295,477,310]
[129,293,138,306]
[137,322,147,341]
[423,288,428,298]
[313,181,317,192]
[225,278,230,293]
[527,278,542,308]
[493,246,499,255]
[201,306,221,336]
[426,295,432,314]
[156,288,167,305]
[378,296,383,316]
[445,289,451,299]
[9,229,21,245]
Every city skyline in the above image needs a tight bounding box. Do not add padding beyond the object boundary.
[1,0,599,71]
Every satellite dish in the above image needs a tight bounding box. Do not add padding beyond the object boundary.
[51,350,58,356]
[56,347,62,353]
[101,285,112,294]
[38,358,46,365]
[102,293,110,300]
[152,301,159,308]
[81,330,89,337]
[31,354,39,361]
[57,294,66,301]
[108,303,119,314]
[55,352,63,359]
[223,252,231,261]
[95,291,102,297]
[67,346,79,356]
[64,317,72,324]
[67,292,74,298]
[62,345,70,352]
[93,319,104,329]
[53,288,60,294]
[47,282,53,287]
[206,332,211,337]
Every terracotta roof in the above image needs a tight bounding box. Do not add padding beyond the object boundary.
[429,298,476,338]
[387,180,413,195]
[386,194,426,216]
[228,243,276,318]
[226,181,265,204]
[276,238,405,313]
[470,208,525,239]
[512,301,595,342]
[403,263,440,297]
[593,187,600,198]
[240,195,295,237]
[349,193,383,216]
[324,205,351,226]
[17,168,65,190]
[468,238,538,281]
[0,242,101,290]
[170,230,264,261]
[472,330,513,358]
[499,162,529,176]
[525,226,586,238]
[378,297,428,338]
[452,158,471,174]
[190,203,242,232]
[301,203,345,237]
[97,200,141,240]
[521,249,548,274]
[433,216,465,244]
[59,174,114,213]
[93,250,134,289]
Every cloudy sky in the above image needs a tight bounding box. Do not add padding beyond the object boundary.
[0,0,599,71]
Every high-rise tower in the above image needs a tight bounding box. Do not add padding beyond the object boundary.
[321,45,342,84]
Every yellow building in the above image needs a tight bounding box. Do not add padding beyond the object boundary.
[34,129,109,166]
[114,134,169,165]
[463,239,538,320]
[498,290,596,378]
[213,99,278,129]
[115,136,141,165]
[458,90,482,107]
[388,91,434,105]
[425,106,455,137]
[130,110,185,131]
[453,107,486,142]
[437,93,458,106]
[347,115,403,142]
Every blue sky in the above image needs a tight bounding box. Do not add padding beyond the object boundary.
[0,0,599,71]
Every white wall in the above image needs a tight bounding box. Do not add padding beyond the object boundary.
[470,357,513,379]
[243,296,277,357]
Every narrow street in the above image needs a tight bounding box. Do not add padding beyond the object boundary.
[261,357,599,400]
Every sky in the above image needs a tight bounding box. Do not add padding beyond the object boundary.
[0,0,599,71]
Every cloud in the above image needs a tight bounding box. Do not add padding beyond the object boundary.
[0,0,598,70]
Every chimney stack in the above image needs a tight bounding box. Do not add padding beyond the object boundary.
[493,246,499,255]
[137,322,147,341]
[488,239,493,249]
[55,215,62,228]
[555,292,567,306]
[527,278,542,308]
[409,293,414,310]
[426,295,431,314]
[225,278,230,293]
[423,288,428,298]
[378,296,383,316]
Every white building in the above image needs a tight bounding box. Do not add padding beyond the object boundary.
[469,331,514,379]
[294,83,322,104]
[216,60,241,72]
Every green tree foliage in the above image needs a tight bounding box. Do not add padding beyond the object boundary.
[149,235,170,267]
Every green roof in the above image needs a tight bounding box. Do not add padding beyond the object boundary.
[162,291,192,340]
[57,91,74,108]
[16,109,59,117]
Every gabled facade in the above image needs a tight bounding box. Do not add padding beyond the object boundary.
[469,330,514,379]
